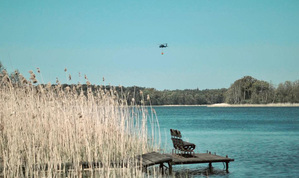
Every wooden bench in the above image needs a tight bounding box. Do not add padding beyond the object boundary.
[170,129,196,155]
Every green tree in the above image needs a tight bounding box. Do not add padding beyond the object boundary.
[276,81,293,103]
[293,80,299,103]
[251,80,275,104]
[225,80,243,104]
[225,76,270,104]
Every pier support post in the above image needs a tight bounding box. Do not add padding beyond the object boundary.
[209,162,212,172]
[168,161,172,175]
[159,163,164,175]
[226,162,229,173]
[142,166,147,173]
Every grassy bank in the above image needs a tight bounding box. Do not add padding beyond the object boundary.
[0,71,160,177]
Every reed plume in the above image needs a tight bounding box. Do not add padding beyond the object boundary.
[0,70,160,177]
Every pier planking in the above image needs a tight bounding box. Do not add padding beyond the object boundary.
[169,153,234,165]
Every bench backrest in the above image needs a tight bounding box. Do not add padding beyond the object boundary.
[170,129,182,138]
[170,129,184,150]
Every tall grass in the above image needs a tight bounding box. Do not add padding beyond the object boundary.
[0,71,160,177]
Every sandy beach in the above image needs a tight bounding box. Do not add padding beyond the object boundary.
[207,103,299,107]
[155,103,299,107]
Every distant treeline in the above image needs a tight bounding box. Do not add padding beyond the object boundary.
[1,62,299,105]
[107,75,299,105]
[225,76,299,104]
[118,87,227,105]
[82,86,226,105]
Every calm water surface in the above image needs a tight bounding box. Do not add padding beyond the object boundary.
[153,106,299,177]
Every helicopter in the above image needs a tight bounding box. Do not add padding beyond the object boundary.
[159,43,168,48]
[159,43,168,55]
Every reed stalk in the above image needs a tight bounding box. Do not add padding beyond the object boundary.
[0,71,160,177]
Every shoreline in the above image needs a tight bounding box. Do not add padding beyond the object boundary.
[208,103,299,107]
[153,103,299,107]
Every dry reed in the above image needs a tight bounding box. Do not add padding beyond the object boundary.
[0,71,160,177]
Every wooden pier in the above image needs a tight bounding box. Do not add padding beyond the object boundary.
[165,129,234,174]
[140,152,234,175]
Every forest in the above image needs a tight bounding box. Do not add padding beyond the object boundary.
[1,62,299,105]
[109,76,299,105]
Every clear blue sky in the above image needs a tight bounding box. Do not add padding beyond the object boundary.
[1,0,299,90]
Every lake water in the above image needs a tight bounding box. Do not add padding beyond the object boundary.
[153,106,299,177]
